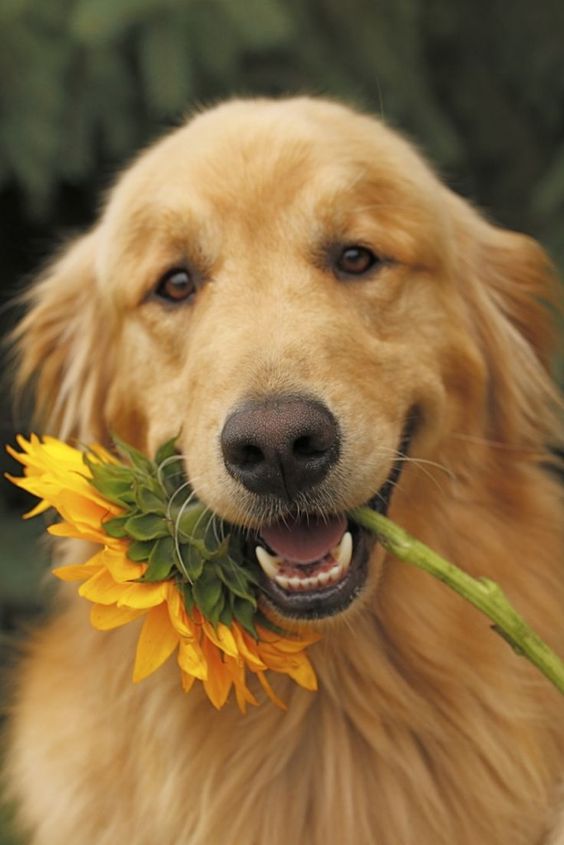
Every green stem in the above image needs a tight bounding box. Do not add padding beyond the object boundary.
[350,506,564,695]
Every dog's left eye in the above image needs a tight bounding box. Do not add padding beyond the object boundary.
[154,268,195,303]
[335,246,379,277]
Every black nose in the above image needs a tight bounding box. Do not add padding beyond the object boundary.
[221,396,340,499]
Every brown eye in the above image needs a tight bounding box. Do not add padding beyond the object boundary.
[335,245,379,277]
[155,268,195,303]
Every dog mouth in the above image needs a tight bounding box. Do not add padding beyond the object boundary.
[249,513,373,620]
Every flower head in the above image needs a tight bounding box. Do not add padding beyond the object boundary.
[7,435,318,711]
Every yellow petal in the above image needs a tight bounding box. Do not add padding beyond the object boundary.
[133,604,179,682]
[91,603,146,630]
[166,583,196,639]
[256,671,287,710]
[232,625,267,671]
[283,654,318,691]
[79,568,126,605]
[177,638,207,680]
[201,619,239,658]
[101,548,144,583]
[23,499,51,519]
[256,626,320,651]
[53,562,102,582]
[47,520,113,546]
[224,655,259,714]
[117,582,167,609]
[180,670,196,694]
[202,638,233,710]
[256,645,318,691]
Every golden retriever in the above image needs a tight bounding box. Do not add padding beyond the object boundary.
[6,97,564,845]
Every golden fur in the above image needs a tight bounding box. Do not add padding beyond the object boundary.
[6,97,564,844]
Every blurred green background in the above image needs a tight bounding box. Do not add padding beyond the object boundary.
[0,0,563,840]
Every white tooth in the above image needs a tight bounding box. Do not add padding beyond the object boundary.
[274,574,290,590]
[255,546,282,578]
[289,576,302,590]
[317,571,331,587]
[335,531,353,571]
[327,564,342,584]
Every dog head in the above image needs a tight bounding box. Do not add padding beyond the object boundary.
[15,97,560,623]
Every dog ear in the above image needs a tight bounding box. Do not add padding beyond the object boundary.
[13,230,113,441]
[449,191,562,450]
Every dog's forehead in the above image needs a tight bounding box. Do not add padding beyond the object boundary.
[105,98,438,223]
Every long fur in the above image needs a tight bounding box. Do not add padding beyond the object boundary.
[5,97,564,844]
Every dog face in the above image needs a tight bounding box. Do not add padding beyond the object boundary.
[16,98,557,624]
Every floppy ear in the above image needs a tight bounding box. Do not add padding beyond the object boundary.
[449,192,563,451]
[13,230,114,441]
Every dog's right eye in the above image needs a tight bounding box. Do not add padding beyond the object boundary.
[154,268,196,304]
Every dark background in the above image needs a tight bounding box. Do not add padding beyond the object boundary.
[0,1,563,838]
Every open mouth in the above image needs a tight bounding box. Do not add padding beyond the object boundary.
[246,423,412,620]
[250,513,373,619]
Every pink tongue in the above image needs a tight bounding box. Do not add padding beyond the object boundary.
[260,514,347,565]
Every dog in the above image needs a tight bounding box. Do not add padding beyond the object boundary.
[5,97,564,844]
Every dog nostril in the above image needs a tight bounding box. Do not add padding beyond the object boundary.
[240,444,264,467]
[293,434,326,459]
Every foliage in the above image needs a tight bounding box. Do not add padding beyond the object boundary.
[0,0,563,268]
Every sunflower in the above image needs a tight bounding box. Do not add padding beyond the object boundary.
[7,434,319,712]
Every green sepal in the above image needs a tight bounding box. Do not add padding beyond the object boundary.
[192,567,223,618]
[206,591,225,627]
[176,503,208,540]
[127,539,154,562]
[180,581,195,615]
[177,542,205,581]
[139,536,176,581]
[155,437,179,466]
[205,536,230,561]
[219,604,233,627]
[216,558,257,605]
[232,597,258,638]
[125,513,170,541]
[134,482,166,515]
[112,434,154,474]
[86,461,137,506]
[102,515,130,539]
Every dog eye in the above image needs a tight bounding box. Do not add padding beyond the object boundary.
[155,268,196,303]
[335,246,379,277]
